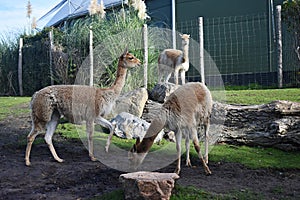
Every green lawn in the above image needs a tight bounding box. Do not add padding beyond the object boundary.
[225,88,300,105]
[0,92,299,199]
[0,97,31,120]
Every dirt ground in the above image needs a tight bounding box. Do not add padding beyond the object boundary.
[0,105,299,199]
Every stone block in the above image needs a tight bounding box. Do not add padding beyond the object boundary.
[119,171,179,200]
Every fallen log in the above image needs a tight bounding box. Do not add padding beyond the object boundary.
[142,100,300,151]
[215,100,300,151]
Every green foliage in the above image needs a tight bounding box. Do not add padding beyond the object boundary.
[282,0,300,71]
[22,30,53,95]
[0,4,152,95]
[282,0,300,32]
[0,33,20,95]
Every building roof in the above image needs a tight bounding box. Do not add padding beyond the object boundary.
[37,0,122,29]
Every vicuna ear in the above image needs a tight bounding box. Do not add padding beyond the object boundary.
[122,47,128,56]
[136,137,141,146]
[134,144,137,152]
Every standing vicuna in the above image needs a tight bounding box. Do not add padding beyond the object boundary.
[128,82,212,175]
[25,49,141,166]
[158,34,190,85]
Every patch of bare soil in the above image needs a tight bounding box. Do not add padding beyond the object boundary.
[0,111,299,199]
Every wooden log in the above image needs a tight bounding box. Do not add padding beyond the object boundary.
[213,100,300,151]
[142,100,300,151]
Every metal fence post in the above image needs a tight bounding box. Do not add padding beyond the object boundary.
[49,29,54,85]
[198,16,205,84]
[276,5,282,88]
[143,24,148,89]
[89,26,94,86]
[18,38,23,96]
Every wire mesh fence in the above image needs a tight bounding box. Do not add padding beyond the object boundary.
[1,10,299,96]
[177,12,300,88]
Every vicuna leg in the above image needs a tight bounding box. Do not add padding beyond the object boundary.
[175,130,182,174]
[86,120,96,161]
[180,70,186,85]
[25,126,40,166]
[158,64,163,83]
[192,129,211,175]
[165,72,172,83]
[204,122,210,164]
[95,117,115,152]
[185,134,192,167]
[44,112,63,163]
[174,68,180,85]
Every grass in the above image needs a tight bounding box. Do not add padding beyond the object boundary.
[207,144,300,169]
[57,123,300,170]
[0,97,31,120]
[94,183,265,200]
[171,185,264,200]
[225,88,300,105]
[0,89,299,199]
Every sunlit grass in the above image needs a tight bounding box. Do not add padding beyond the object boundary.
[225,88,300,105]
[56,122,300,170]
[208,144,300,169]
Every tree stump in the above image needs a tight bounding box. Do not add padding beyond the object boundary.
[119,171,179,200]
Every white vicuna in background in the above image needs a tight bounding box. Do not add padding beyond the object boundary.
[25,49,141,166]
[129,82,213,175]
[158,34,190,85]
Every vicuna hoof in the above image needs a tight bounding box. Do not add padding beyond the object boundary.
[90,156,97,162]
[105,145,109,153]
[174,168,181,175]
[25,160,31,166]
[56,158,64,163]
[205,168,212,176]
[186,160,192,167]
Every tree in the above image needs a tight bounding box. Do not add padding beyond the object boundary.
[282,0,300,61]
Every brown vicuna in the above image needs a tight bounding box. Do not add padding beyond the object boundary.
[25,49,141,166]
[128,82,212,175]
[158,34,190,85]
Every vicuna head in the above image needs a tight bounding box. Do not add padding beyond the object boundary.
[180,34,190,46]
[119,48,141,68]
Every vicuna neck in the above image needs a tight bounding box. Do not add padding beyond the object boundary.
[136,114,166,153]
[182,42,189,61]
[111,61,127,95]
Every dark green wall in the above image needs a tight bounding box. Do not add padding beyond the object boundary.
[147,0,284,27]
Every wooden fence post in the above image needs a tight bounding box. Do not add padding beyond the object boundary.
[198,16,205,84]
[18,38,23,96]
[143,24,148,89]
[276,5,282,88]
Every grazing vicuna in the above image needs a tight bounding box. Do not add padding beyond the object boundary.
[158,34,190,85]
[25,49,141,166]
[128,82,212,175]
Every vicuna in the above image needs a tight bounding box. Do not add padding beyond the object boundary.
[128,82,212,175]
[25,49,141,166]
[158,34,190,85]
